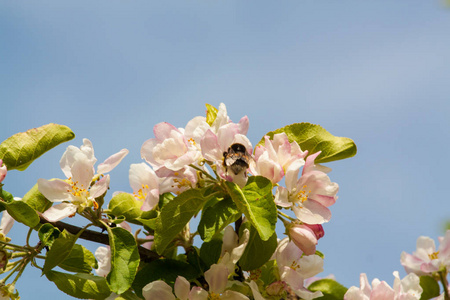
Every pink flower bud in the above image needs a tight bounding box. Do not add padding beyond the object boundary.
[288,224,319,255]
[304,223,325,240]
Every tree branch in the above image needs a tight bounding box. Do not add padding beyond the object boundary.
[38,215,160,262]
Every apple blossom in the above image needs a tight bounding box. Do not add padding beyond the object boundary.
[401,230,450,275]
[275,151,338,224]
[344,271,422,300]
[38,139,129,222]
[250,133,307,184]
[129,163,159,211]
[141,122,201,172]
[201,125,252,187]
[275,237,324,299]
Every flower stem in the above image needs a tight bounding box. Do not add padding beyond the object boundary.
[189,164,217,181]
[439,271,449,300]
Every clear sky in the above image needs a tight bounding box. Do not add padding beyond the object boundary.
[1,1,450,299]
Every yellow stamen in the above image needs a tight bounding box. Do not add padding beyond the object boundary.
[429,251,439,260]
[296,185,311,203]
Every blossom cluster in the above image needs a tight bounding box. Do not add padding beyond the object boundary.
[344,230,450,300]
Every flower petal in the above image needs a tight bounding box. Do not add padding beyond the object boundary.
[37,178,73,203]
[142,280,175,300]
[97,149,129,174]
[42,202,77,222]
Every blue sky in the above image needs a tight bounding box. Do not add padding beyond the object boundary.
[1,1,450,298]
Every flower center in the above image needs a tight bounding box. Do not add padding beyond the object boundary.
[428,251,439,260]
[209,292,221,300]
[67,177,90,202]
[133,184,149,201]
[290,260,300,271]
[295,185,310,203]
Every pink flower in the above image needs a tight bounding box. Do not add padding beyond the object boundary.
[141,122,201,172]
[344,272,422,300]
[400,230,450,275]
[250,133,307,184]
[275,152,338,224]
[275,238,324,299]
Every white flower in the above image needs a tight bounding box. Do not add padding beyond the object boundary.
[38,139,128,221]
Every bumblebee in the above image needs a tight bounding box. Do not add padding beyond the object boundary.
[223,143,250,176]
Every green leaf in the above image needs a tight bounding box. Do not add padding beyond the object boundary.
[198,197,241,242]
[239,224,278,271]
[132,259,198,298]
[59,244,97,273]
[205,103,218,126]
[108,192,142,221]
[106,227,139,295]
[259,123,357,163]
[308,279,348,300]
[38,223,61,247]
[45,270,111,300]
[0,200,40,228]
[186,246,207,276]
[259,260,278,286]
[154,188,205,254]
[43,230,77,274]
[419,275,440,300]
[0,190,13,203]
[225,176,277,241]
[22,183,52,212]
[158,192,175,209]
[199,238,223,268]
[0,123,75,171]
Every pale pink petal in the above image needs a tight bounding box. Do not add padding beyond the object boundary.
[344,286,368,300]
[37,178,73,203]
[200,130,222,162]
[359,273,372,297]
[188,287,208,300]
[204,264,228,294]
[274,186,292,208]
[284,159,304,191]
[174,276,190,300]
[303,151,321,175]
[0,211,14,235]
[141,138,160,167]
[141,190,159,211]
[94,246,111,277]
[0,160,7,183]
[71,158,95,188]
[238,116,249,135]
[217,123,240,152]
[80,139,96,163]
[117,221,132,232]
[184,116,209,142]
[370,280,395,300]
[42,202,77,222]
[292,199,331,224]
[153,122,179,140]
[211,103,229,133]
[247,281,265,300]
[297,254,324,278]
[400,252,427,276]
[90,175,110,199]
[97,149,129,174]
[169,151,200,170]
[438,231,450,261]
[142,280,175,300]
[221,290,249,300]
[129,163,159,193]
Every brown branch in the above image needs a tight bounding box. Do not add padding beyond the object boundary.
[38,215,160,262]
